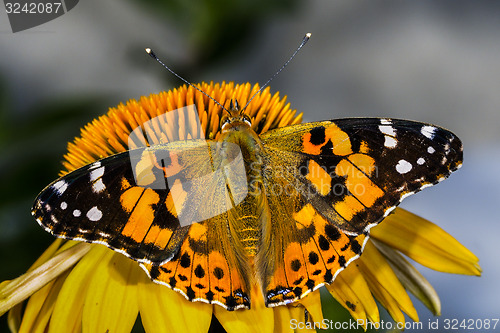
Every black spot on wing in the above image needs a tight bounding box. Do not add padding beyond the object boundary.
[291,259,302,272]
[213,267,224,280]
[309,126,326,145]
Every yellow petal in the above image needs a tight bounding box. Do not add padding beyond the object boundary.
[50,245,109,332]
[288,305,319,332]
[372,208,481,275]
[298,290,323,323]
[82,249,142,333]
[19,270,69,333]
[273,306,293,333]
[7,299,21,333]
[327,263,379,327]
[357,241,418,323]
[138,273,212,333]
[373,239,441,316]
[215,301,274,333]
[16,280,55,333]
[0,242,90,316]
[362,277,406,325]
[214,283,275,333]
[6,240,64,333]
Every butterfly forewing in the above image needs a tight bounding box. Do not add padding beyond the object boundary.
[33,140,240,262]
[261,118,462,233]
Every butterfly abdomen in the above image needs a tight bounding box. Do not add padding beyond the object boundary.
[222,123,270,257]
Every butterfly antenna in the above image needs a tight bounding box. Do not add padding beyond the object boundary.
[242,32,311,111]
[145,48,229,112]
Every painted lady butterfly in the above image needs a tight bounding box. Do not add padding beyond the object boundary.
[32,101,462,310]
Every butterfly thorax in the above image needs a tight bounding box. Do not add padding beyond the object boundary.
[219,112,269,257]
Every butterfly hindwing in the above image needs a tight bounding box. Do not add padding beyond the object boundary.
[259,118,462,306]
[142,212,251,310]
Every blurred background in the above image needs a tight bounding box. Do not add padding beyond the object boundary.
[1,0,499,332]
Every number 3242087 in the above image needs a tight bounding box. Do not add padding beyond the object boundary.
[443,318,498,330]
[5,2,62,14]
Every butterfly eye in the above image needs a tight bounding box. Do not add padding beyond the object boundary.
[242,115,252,127]
[221,116,231,130]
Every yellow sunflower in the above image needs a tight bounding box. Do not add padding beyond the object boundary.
[0,82,481,332]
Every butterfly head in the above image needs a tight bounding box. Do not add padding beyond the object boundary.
[220,99,252,133]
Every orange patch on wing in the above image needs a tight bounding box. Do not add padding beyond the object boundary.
[335,157,384,208]
[325,125,353,156]
[301,132,323,155]
[120,187,160,242]
[283,242,307,286]
[208,250,230,289]
[208,250,247,306]
[293,203,316,228]
[189,223,207,241]
[121,177,132,190]
[135,151,157,186]
[348,153,377,177]
[143,224,173,248]
[333,195,366,221]
[120,186,143,212]
[165,179,187,218]
[301,124,353,156]
[359,140,370,154]
[190,252,210,296]
[300,240,326,276]
[306,160,332,196]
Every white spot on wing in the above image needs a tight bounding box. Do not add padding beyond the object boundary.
[90,166,105,181]
[379,124,397,148]
[73,209,81,217]
[51,180,68,196]
[60,202,67,210]
[427,146,435,154]
[421,125,437,139]
[89,166,106,193]
[396,159,412,174]
[92,179,106,193]
[384,136,397,148]
[417,157,425,165]
[379,125,396,136]
[87,206,103,221]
